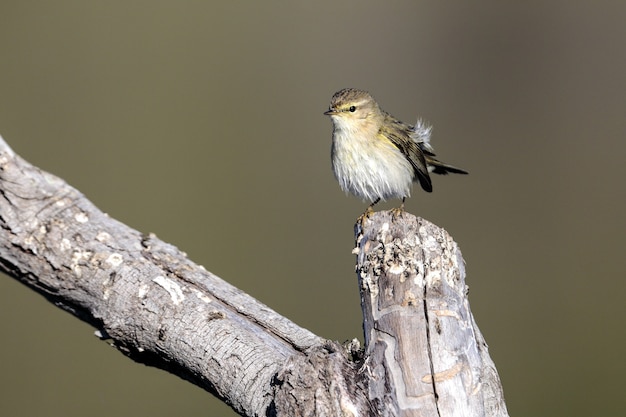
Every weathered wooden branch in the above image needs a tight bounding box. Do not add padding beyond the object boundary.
[356,214,508,416]
[0,133,508,416]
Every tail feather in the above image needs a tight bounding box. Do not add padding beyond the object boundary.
[426,157,468,175]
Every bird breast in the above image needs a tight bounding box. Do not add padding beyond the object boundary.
[331,128,414,202]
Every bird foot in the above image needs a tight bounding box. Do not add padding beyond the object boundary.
[390,203,405,221]
[357,205,375,226]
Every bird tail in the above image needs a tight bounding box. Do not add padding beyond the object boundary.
[426,157,468,175]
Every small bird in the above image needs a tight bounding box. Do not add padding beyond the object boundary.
[324,88,467,214]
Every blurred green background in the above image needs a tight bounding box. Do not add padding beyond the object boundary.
[1,1,624,416]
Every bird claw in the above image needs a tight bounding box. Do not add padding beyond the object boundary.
[390,200,405,221]
[390,206,404,221]
[357,205,375,226]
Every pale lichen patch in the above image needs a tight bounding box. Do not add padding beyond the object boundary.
[193,289,212,303]
[153,275,184,305]
[105,253,123,268]
[96,231,111,242]
[23,236,37,255]
[138,284,149,298]
[74,211,89,223]
[388,263,405,275]
[71,249,93,278]
[59,238,72,252]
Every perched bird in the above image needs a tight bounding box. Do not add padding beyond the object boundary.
[324,88,467,214]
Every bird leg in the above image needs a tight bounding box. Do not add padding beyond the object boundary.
[367,198,381,214]
[358,198,380,224]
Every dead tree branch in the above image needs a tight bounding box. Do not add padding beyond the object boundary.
[0,134,507,416]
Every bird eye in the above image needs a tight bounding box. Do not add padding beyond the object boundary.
[349,106,356,112]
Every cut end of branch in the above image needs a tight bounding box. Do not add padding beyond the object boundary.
[353,210,509,417]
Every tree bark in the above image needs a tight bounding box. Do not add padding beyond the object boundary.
[0,134,508,416]
[355,213,508,416]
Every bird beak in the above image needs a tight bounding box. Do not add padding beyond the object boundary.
[324,109,337,116]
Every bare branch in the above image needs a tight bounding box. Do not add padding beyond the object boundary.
[0,135,349,416]
[0,134,508,416]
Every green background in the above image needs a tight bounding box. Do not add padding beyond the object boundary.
[1,1,624,416]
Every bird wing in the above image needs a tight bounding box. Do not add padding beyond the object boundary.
[381,116,433,192]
